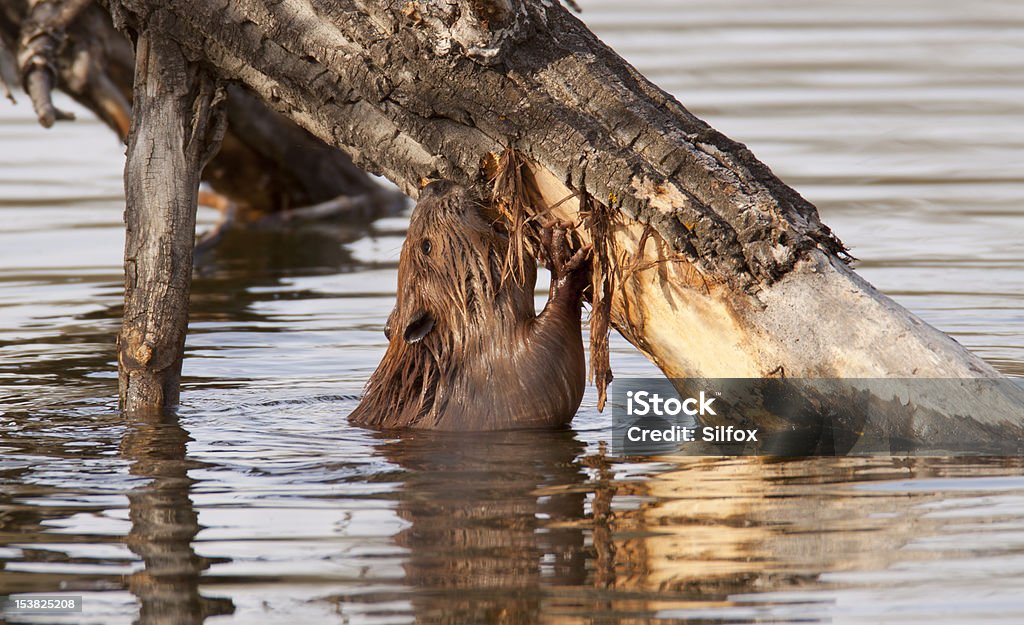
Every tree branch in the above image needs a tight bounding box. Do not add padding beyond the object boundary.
[16,0,91,127]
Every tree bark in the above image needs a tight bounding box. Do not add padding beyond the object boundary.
[117,25,219,411]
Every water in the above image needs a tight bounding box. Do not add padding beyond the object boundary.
[2,0,1024,622]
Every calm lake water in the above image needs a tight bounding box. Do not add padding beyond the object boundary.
[3,1,1024,623]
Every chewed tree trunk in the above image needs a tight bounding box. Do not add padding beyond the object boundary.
[104,0,1003,382]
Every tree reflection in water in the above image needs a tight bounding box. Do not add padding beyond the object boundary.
[121,411,234,625]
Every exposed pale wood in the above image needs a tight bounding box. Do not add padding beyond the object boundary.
[529,166,999,380]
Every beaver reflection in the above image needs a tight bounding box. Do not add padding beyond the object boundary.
[350,181,590,430]
[380,429,589,624]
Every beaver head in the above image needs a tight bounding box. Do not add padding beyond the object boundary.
[351,181,540,429]
[385,180,535,348]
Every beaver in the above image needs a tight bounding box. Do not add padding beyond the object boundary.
[348,180,590,430]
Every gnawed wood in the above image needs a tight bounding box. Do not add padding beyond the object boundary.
[527,163,1001,380]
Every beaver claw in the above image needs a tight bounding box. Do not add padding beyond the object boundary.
[541,221,591,298]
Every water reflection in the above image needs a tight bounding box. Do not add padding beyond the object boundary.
[568,455,1024,622]
[189,224,382,332]
[121,411,233,624]
[193,221,385,283]
[366,429,589,624]
[316,432,1024,623]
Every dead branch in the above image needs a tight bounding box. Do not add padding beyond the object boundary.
[16,0,91,127]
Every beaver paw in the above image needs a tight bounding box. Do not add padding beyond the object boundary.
[541,221,591,298]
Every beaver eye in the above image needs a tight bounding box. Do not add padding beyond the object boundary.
[420,239,431,255]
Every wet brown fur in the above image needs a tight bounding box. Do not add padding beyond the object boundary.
[349,181,588,430]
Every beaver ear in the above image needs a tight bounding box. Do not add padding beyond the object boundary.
[403,310,435,344]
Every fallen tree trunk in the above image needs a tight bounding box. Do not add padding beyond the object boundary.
[90,0,1018,420]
